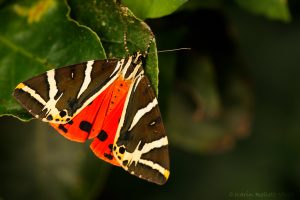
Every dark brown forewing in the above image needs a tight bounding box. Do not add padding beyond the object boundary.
[54,60,120,116]
[13,59,120,122]
[116,74,170,185]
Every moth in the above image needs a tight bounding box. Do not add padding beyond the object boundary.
[13,52,170,185]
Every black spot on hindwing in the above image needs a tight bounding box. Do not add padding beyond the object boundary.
[104,153,113,160]
[97,130,108,141]
[108,144,113,151]
[79,121,92,133]
[58,124,68,133]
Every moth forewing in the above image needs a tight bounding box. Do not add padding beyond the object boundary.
[13,59,120,124]
[112,64,170,185]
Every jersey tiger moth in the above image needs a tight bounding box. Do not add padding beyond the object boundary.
[13,52,170,185]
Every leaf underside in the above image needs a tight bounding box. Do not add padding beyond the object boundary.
[0,0,159,120]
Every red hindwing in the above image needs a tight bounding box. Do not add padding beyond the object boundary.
[50,77,131,166]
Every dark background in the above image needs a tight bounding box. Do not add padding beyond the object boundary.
[1,1,300,200]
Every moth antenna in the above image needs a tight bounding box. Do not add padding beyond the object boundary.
[119,4,130,55]
[157,48,191,53]
[123,31,129,55]
[145,48,191,56]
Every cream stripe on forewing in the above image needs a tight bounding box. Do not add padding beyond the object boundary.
[18,83,46,106]
[121,56,133,77]
[110,59,124,78]
[42,69,63,117]
[77,60,94,98]
[133,136,168,159]
[138,159,167,176]
[133,71,144,92]
[126,62,142,80]
[128,97,158,131]
[123,136,168,175]
[47,69,58,100]
[133,52,142,63]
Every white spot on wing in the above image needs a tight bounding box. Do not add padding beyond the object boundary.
[150,121,156,126]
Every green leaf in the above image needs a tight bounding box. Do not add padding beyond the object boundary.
[123,0,188,19]
[235,0,291,22]
[180,0,224,11]
[0,0,105,120]
[1,0,160,120]
[68,0,159,94]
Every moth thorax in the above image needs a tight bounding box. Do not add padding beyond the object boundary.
[123,59,143,80]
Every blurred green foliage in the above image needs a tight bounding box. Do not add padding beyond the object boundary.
[123,0,188,19]
[1,0,300,199]
[235,0,291,22]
